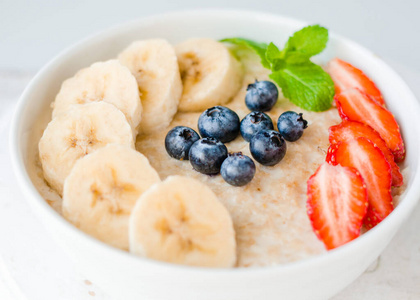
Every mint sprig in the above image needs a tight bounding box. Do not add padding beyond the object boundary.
[265,42,284,70]
[281,25,329,64]
[221,25,334,112]
[220,38,270,68]
[270,63,334,111]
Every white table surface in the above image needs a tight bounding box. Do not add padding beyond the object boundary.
[0,59,419,300]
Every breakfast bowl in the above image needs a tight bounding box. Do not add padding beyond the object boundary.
[10,9,420,300]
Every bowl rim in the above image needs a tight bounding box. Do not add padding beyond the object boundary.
[9,8,420,275]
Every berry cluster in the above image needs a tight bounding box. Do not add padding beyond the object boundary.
[165,80,308,186]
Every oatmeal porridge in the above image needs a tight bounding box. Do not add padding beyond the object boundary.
[27,30,407,268]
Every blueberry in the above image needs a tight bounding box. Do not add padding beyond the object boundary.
[245,80,278,112]
[221,152,256,186]
[189,137,228,175]
[249,130,287,166]
[277,111,308,142]
[165,126,200,160]
[240,111,274,142]
[198,106,240,143]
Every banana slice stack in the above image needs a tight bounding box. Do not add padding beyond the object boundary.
[38,38,240,267]
[52,60,142,133]
[39,102,135,195]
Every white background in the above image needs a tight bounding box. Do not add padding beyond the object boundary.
[1,0,420,299]
[1,0,420,72]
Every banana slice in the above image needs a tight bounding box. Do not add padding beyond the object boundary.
[63,144,160,250]
[129,175,236,268]
[52,60,142,133]
[39,102,134,196]
[175,38,243,112]
[118,39,182,135]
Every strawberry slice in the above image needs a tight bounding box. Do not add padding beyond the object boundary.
[327,58,385,106]
[325,143,339,164]
[307,162,368,250]
[329,137,393,229]
[329,121,403,187]
[335,88,405,162]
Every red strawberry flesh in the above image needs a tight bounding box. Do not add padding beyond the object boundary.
[325,143,340,164]
[329,120,403,187]
[307,162,368,250]
[327,58,385,106]
[329,137,393,228]
[335,88,405,162]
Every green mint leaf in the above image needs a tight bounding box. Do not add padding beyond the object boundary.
[222,25,332,111]
[269,62,334,111]
[281,25,328,64]
[220,38,270,69]
[265,42,285,71]
[265,42,281,62]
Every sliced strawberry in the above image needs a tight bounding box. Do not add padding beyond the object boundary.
[329,137,393,229]
[335,88,405,162]
[325,143,340,164]
[307,162,368,250]
[329,121,403,187]
[327,58,385,106]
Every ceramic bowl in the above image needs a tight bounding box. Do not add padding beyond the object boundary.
[10,10,420,300]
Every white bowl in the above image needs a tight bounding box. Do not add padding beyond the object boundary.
[10,9,420,300]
